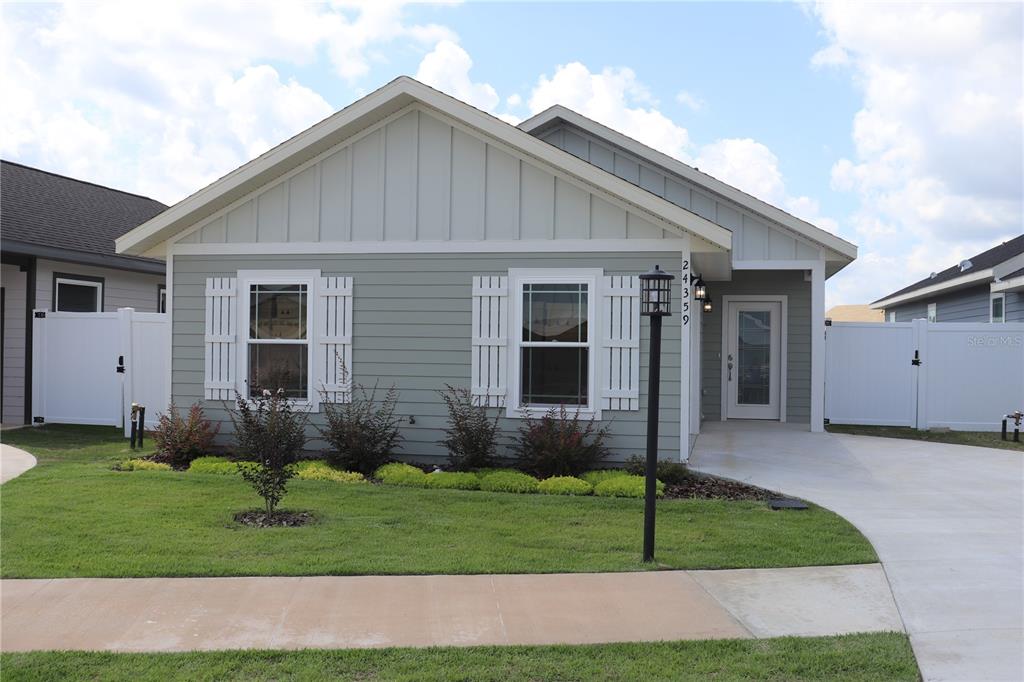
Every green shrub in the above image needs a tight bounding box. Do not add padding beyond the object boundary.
[375,462,427,487]
[472,467,519,479]
[624,455,694,486]
[581,470,629,487]
[538,476,593,496]
[439,385,501,471]
[114,458,171,472]
[190,456,242,475]
[594,474,664,499]
[423,471,481,490]
[295,460,365,484]
[512,404,610,477]
[479,471,539,494]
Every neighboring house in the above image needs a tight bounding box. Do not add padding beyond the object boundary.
[1,161,167,426]
[871,235,1024,323]
[825,304,884,323]
[116,77,857,462]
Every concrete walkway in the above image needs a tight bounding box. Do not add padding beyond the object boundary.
[0,565,900,653]
[691,422,1024,682]
[0,443,36,484]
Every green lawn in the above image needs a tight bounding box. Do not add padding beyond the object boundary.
[0,634,918,682]
[1,425,876,578]
[827,423,1024,451]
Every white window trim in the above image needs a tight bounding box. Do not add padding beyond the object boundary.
[507,268,602,420]
[55,277,103,312]
[927,302,937,323]
[990,292,1005,323]
[235,269,321,410]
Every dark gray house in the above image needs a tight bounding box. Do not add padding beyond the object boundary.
[872,235,1024,323]
[1,161,167,425]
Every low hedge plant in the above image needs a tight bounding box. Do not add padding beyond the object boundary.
[594,474,664,499]
[189,456,259,475]
[114,458,171,472]
[423,471,481,490]
[479,470,539,494]
[581,470,629,487]
[295,460,365,483]
[538,476,593,496]
[374,462,427,487]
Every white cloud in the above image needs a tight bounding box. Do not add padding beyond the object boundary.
[812,2,1023,305]
[675,90,706,112]
[415,40,500,112]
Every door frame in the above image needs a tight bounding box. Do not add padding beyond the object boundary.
[720,294,788,422]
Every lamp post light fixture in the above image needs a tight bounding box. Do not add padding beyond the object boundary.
[638,264,675,563]
[702,297,713,314]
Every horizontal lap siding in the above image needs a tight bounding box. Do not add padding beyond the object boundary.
[1006,292,1024,322]
[173,252,684,462]
[35,259,164,312]
[699,270,811,423]
[1,264,27,424]
[889,284,989,323]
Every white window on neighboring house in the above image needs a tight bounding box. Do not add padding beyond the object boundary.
[158,285,167,313]
[927,303,937,323]
[991,293,1005,323]
[54,274,103,312]
[246,282,311,401]
[888,311,896,323]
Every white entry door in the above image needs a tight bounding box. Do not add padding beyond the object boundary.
[725,300,782,420]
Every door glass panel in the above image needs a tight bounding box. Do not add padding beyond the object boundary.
[737,310,771,405]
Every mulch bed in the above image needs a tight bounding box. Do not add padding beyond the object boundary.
[234,510,315,528]
[663,473,776,501]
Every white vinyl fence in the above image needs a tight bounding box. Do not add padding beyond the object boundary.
[32,308,168,432]
[825,320,1024,431]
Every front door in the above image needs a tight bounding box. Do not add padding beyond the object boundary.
[725,300,782,420]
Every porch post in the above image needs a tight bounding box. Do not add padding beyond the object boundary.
[810,261,826,432]
[679,242,692,461]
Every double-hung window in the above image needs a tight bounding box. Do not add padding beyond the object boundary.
[991,293,1005,323]
[247,282,310,401]
[512,270,598,415]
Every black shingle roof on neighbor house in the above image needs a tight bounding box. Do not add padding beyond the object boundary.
[873,233,1024,304]
[1,160,167,273]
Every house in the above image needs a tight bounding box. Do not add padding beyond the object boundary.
[825,304,884,323]
[1,161,167,426]
[871,235,1024,323]
[115,77,857,462]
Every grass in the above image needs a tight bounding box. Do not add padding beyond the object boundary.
[827,423,1024,451]
[1,425,876,578]
[0,633,919,681]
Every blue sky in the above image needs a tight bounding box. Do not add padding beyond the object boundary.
[2,2,1021,306]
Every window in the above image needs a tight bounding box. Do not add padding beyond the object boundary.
[511,271,598,415]
[158,285,167,313]
[888,311,896,323]
[54,274,103,312]
[991,293,1005,323]
[247,283,309,400]
[927,303,937,323]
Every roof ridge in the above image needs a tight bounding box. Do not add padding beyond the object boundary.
[1,159,166,206]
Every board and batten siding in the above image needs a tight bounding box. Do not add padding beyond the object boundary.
[700,270,811,422]
[173,252,684,463]
[173,107,677,248]
[34,259,164,313]
[537,123,823,262]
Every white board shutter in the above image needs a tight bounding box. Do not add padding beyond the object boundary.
[471,276,508,408]
[204,277,237,400]
[601,275,641,411]
[316,276,353,404]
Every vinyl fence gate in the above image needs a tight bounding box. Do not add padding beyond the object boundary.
[825,320,1024,431]
[31,307,169,433]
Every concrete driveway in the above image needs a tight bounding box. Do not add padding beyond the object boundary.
[691,422,1024,682]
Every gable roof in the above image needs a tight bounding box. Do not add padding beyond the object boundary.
[518,105,857,263]
[117,77,732,257]
[1,160,167,273]
[871,234,1024,308]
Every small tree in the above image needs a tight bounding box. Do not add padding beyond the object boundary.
[512,404,611,477]
[439,385,501,470]
[229,389,309,522]
[152,402,219,468]
[319,382,403,475]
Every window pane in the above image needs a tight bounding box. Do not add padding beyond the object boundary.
[250,284,307,340]
[522,283,588,342]
[249,343,307,399]
[992,297,1004,321]
[737,310,771,406]
[521,346,588,406]
[57,283,99,312]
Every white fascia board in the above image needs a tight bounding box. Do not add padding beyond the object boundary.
[118,77,731,257]
[869,269,994,309]
[991,275,1024,293]
[519,105,858,263]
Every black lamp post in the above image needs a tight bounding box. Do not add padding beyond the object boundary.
[638,264,674,563]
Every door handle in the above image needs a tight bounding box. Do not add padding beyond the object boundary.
[727,354,733,381]
[116,355,125,374]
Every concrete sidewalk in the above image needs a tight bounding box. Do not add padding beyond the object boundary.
[0,443,36,484]
[0,565,901,653]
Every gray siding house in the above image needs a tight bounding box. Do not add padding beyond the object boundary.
[872,235,1024,324]
[1,161,167,426]
[117,77,857,462]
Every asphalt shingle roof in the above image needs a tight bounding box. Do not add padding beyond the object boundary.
[874,234,1024,303]
[1,160,167,268]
